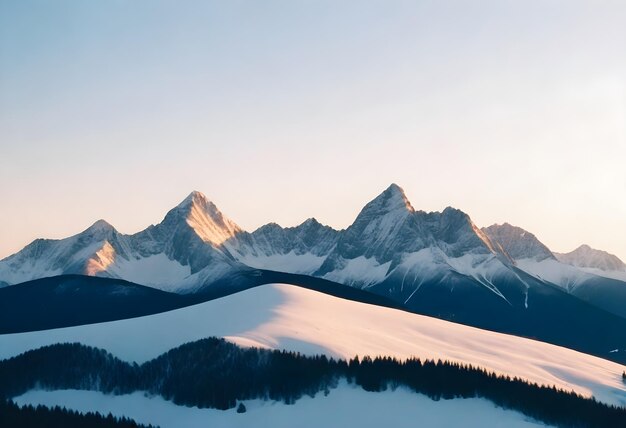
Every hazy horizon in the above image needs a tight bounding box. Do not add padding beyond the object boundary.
[1,0,625,260]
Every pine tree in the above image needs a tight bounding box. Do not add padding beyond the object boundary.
[236,402,247,413]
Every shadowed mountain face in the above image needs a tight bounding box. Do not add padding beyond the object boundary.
[0,275,197,334]
[1,184,626,363]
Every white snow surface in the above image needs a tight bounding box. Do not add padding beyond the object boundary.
[576,266,626,282]
[396,248,512,303]
[14,383,547,428]
[104,253,192,291]
[234,250,326,275]
[323,256,391,286]
[0,264,62,286]
[1,283,625,407]
[515,258,593,291]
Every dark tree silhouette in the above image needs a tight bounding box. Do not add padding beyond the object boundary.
[1,339,625,428]
[0,399,155,428]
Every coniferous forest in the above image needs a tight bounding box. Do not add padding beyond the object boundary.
[0,399,155,428]
[1,338,625,428]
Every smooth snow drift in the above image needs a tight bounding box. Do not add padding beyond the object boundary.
[1,284,625,407]
[14,383,546,428]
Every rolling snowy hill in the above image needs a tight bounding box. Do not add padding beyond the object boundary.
[1,283,624,408]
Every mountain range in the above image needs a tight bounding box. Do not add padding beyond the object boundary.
[1,184,625,363]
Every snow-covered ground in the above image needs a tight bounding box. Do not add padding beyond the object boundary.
[577,266,626,282]
[234,250,326,275]
[515,258,592,291]
[323,255,392,286]
[14,383,547,428]
[395,248,513,303]
[104,253,192,291]
[1,283,625,407]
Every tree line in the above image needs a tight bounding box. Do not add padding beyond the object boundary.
[0,399,155,428]
[1,338,625,427]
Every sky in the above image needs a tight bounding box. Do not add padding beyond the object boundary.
[0,0,625,260]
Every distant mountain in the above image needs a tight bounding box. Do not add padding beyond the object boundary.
[483,223,626,318]
[482,223,554,262]
[315,184,509,288]
[2,184,626,362]
[556,244,626,280]
[226,218,339,275]
[0,191,249,292]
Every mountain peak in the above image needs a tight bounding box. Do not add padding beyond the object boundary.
[441,206,465,216]
[368,183,414,214]
[164,191,242,246]
[387,182,404,193]
[482,223,554,261]
[300,217,321,227]
[556,245,626,272]
[178,190,208,208]
[84,219,116,234]
[185,197,241,246]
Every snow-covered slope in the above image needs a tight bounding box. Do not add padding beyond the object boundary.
[226,218,339,275]
[514,258,593,292]
[1,283,624,407]
[556,244,626,282]
[14,383,546,428]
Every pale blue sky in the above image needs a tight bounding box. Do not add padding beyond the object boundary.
[1,0,625,260]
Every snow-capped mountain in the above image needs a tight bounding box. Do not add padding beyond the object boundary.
[226,218,339,275]
[2,184,626,317]
[482,223,554,262]
[312,184,539,317]
[316,184,508,288]
[482,223,583,289]
[0,190,342,293]
[0,191,248,292]
[483,223,626,318]
[0,219,127,285]
[2,184,626,363]
[556,244,626,281]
